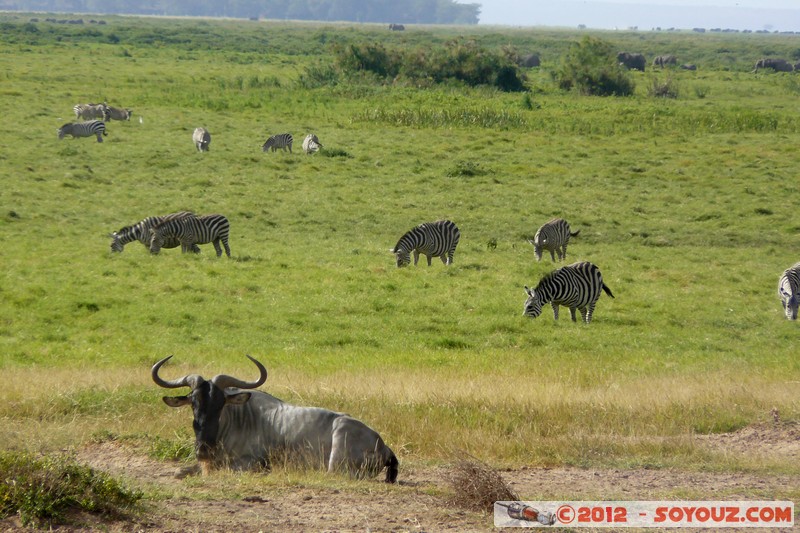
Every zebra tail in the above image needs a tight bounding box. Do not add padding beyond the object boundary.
[571,230,580,237]
[602,283,615,298]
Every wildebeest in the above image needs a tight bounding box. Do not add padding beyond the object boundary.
[193,127,211,152]
[753,58,794,73]
[107,106,133,121]
[617,52,646,71]
[680,64,697,71]
[152,355,399,482]
[652,54,677,68]
[518,53,541,68]
[389,23,405,31]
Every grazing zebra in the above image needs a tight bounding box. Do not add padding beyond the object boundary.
[262,133,293,153]
[109,211,199,253]
[150,213,231,257]
[778,262,800,320]
[302,133,322,154]
[107,106,133,121]
[57,120,107,142]
[523,261,614,324]
[193,127,211,152]
[73,103,110,121]
[529,218,580,262]
[391,220,460,268]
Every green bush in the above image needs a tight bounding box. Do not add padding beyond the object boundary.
[0,451,142,528]
[556,35,635,96]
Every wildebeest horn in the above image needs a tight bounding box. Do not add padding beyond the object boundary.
[210,355,268,390]
[151,355,205,390]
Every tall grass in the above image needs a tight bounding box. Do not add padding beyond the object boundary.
[0,14,798,484]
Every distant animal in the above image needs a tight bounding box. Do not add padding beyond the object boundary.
[617,52,646,71]
[149,213,231,257]
[754,58,794,73]
[523,261,614,324]
[302,133,322,154]
[262,133,293,153]
[652,55,677,68]
[778,262,800,320]
[389,23,405,31]
[73,103,110,121]
[193,127,211,152]
[152,355,399,482]
[528,218,579,262]
[680,64,697,71]
[391,220,460,268]
[109,211,199,253]
[57,120,107,142]
[107,106,133,121]
[518,53,541,68]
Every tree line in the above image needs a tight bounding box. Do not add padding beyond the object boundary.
[10,0,480,24]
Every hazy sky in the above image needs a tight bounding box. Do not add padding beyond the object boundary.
[474,0,800,31]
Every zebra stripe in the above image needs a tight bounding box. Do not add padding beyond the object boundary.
[193,127,211,152]
[150,213,231,257]
[262,133,293,153]
[73,103,110,121]
[529,218,580,262]
[778,262,800,320]
[57,120,107,142]
[110,211,198,253]
[523,261,614,323]
[302,133,322,154]
[392,220,460,267]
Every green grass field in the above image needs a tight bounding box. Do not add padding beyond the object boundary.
[0,13,798,491]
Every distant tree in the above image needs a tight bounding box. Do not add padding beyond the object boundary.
[556,36,635,96]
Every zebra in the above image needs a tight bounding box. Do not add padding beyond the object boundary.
[193,127,211,152]
[107,106,133,121]
[57,120,107,142]
[778,262,800,320]
[73,103,110,121]
[109,211,199,253]
[262,133,293,153]
[150,213,231,257]
[302,133,322,154]
[391,220,460,268]
[528,218,580,262]
[523,261,614,323]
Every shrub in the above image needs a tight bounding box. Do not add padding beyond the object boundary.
[446,453,518,512]
[556,36,635,96]
[0,451,142,528]
[649,76,680,98]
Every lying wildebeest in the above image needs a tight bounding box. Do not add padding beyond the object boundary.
[753,58,793,73]
[152,355,399,482]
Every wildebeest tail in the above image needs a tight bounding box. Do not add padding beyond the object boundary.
[602,283,614,298]
[385,452,399,483]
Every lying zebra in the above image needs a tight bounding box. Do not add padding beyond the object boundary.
[302,133,323,154]
[57,120,107,143]
[150,213,231,257]
[110,211,200,253]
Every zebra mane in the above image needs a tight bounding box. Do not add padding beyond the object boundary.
[536,269,561,288]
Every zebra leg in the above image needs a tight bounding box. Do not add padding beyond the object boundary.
[222,238,231,257]
[569,307,578,322]
[579,307,589,323]
[585,303,596,324]
[413,250,420,266]
[96,132,103,143]
[551,303,560,320]
[549,250,556,262]
[212,239,222,257]
[426,254,433,266]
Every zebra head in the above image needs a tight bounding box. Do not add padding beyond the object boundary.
[109,232,124,253]
[392,247,411,268]
[780,290,798,320]
[523,286,543,318]
[529,234,545,261]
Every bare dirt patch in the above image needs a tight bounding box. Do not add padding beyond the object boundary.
[1,423,796,532]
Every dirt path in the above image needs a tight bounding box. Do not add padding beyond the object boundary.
[2,422,797,532]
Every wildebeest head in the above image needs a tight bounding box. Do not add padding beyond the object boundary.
[523,285,543,318]
[152,355,268,466]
